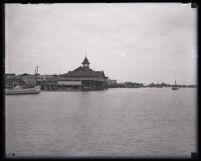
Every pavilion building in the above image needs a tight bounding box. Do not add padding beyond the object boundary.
[57,57,108,90]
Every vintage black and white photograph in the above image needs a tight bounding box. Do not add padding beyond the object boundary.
[5,3,197,158]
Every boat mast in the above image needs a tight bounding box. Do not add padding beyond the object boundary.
[36,66,39,75]
[35,66,39,85]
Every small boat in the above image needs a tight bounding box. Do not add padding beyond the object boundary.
[172,87,179,90]
[172,79,179,90]
[5,85,41,95]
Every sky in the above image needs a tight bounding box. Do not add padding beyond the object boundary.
[5,3,197,84]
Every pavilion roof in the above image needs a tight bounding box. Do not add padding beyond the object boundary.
[61,66,107,78]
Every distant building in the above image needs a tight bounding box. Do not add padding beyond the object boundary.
[58,57,108,90]
[5,73,16,77]
[18,73,37,87]
[35,75,47,82]
[108,79,117,87]
[36,75,56,83]
[117,83,127,88]
[5,75,25,89]
[123,82,143,88]
[132,82,144,88]
[124,82,133,87]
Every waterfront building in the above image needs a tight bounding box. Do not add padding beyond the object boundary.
[58,57,108,90]
[108,79,117,88]
[37,75,58,90]
[5,73,16,77]
[18,73,37,87]
[35,74,47,83]
[117,83,127,88]
[125,82,144,88]
[5,74,25,89]
[36,75,56,84]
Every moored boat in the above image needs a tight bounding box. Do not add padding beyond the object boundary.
[5,86,41,95]
[172,79,179,90]
[172,87,179,90]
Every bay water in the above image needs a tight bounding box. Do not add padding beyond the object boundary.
[5,88,197,158]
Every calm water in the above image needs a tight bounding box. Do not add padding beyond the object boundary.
[5,88,197,158]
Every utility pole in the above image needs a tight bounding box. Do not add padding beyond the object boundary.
[36,66,39,75]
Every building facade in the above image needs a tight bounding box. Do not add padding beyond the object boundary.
[5,73,37,88]
[18,73,37,87]
[5,74,25,89]
[58,57,108,90]
[107,79,117,87]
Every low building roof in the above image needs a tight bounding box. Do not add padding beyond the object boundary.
[5,73,15,76]
[19,73,32,76]
[60,66,107,78]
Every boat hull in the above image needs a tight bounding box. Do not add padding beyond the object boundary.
[5,86,40,95]
[172,87,179,90]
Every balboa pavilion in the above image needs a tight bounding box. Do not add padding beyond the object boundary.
[57,57,108,90]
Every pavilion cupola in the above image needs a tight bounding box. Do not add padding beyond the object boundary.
[82,57,90,68]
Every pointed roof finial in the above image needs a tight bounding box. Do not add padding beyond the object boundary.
[82,57,90,65]
[85,49,87,57]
